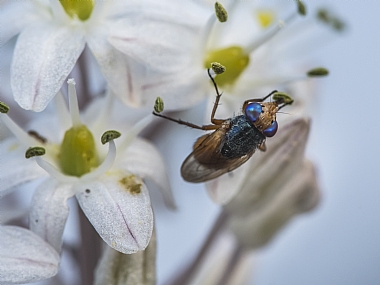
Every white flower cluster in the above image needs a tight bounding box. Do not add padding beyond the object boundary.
[0,0,341,284]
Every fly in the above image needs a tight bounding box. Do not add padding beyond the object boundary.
[153,69,293,183]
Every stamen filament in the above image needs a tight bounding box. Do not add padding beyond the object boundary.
[200,15,217,53]
[245,12,297,54]
[36,157,78,183]
[80,140,116,182]
[118,114,153,153]
[54,91,71,131]
[67,78,82,127]
[0,115,40,146]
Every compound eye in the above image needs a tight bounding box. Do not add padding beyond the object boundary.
[263,121,278,137]
[244,103,262,122]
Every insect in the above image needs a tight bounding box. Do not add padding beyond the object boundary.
[153,69,293,183]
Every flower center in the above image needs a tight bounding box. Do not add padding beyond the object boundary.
[60,124,99,177]
[204,46,250,87]
[60,0,94,21]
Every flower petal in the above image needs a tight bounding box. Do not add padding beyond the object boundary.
[94,228,156,285]
[29,178,76,253]
[0,225,60,283]
[87,32,142,107]
[108,3,207,75]
[75,170,153,254]
[0,1,47,44]
[116,138,176,209]
[11,24,85,111]
[225,118,311,215]
[0,138,46,196]
[227,160,320,248]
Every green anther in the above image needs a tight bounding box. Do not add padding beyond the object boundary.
[25,147,46,159]
[60,125,98,177]
[204,46,250,87]
[272,92,294,105]
[296,0,306,16]
[154,97,164,113]
[0,102,9,113]
[307,68,329,77]
[215,2,228,22]
[60,0,94,21]
[101,130,121,145]
[317,9,345,32]
[211,62,226,75]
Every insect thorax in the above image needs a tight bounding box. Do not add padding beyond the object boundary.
[221,115,266,159]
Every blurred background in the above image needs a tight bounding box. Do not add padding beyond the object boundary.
[1,1,380,285]
[152,1,380,284]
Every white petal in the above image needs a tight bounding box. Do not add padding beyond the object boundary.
[108,5,207,75]
[0,1,48,44]
[87,32,142,107]
[75,170,153,254]
[139,70,209,110]
[11,24,85,111]
[0,138,46,196]
[227,160,320,248]
[116,138,176,209]
[0,226,60,283]
[30,179,76,253]
[94,228,156,285]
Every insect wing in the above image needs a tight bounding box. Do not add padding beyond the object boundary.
[181,128,255,183]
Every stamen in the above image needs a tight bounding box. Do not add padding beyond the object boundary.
[272,92,294,105]
[54,90,71,131]
[154,97,164,114]
[200,15,217,53]
[245,12,297,54]
[118,114,153,153]
[0,112,40,146]
[80,140,116,182]
[36,157,78,183]
[296,0,307,16]
[211,62,226,75]
[0,102,10,113]
[307,68,329,77]
[101,130,121,145]
[215,2,228,23]
[67,78,82,127]
[317,9,346,32]
[25,147,46,159]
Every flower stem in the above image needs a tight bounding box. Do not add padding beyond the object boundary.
[216,244,244,285]
[78,203,102,285]
[167,211,228,285]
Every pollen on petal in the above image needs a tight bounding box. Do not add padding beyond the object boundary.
[119,175,142,195]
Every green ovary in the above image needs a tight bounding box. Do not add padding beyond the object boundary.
[204,46,250,87]
[60,125,98,177]
[60,0,94,21]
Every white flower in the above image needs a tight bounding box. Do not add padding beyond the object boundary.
[0,0,204,111]
[0,79,174,257]
[114,0,329,112]
[0,225,60,284]
[94,227,157,285]
[223,119,321,248]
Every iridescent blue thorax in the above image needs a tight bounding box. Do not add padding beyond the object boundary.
[221,115,265,159]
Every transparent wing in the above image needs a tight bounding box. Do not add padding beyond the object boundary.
[181,129,255,183]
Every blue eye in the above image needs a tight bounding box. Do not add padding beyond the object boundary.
[244,103,262,122]
[263,121,278,137]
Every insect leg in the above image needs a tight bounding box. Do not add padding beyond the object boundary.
[207,69,225,125]
[153,112,220,130]
[244,90,278,104]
